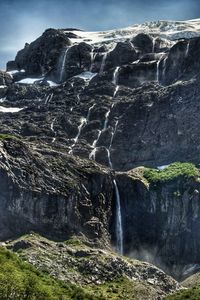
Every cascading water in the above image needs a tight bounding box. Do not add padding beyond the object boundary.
[112,67,120,97]
[86,104,95,121]
[89,104,114,160]
[100,53,108,74]
[152,38,156,53]
[156,60,160,83]
[89,130,101,160]
[103,105,114,130]
[112,66,120,85]
[113,179,123,255]
[89,50,97,72]
[185,42,190,57]
[108,120,118,169]
[69,104,94,154]
[50,118,56,143]
[69,117,87,154]
[60,47,70,83]
[162,56,168,81]
[156,54,166,84]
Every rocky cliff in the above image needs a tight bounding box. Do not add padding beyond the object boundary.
[1,18,200,295]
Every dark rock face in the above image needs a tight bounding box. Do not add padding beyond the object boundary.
[132,33,154,54]
[163,37,200,85]
[13,29,71,76]
[0,139,113,247]
[115,170,200,279]
[106,42,138,69]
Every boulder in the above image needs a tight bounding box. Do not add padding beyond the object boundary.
[131,33,154,54]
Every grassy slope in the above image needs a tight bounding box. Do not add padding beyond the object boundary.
[165,286,200,300]
[0,247,102,300]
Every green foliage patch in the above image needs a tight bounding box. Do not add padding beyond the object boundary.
[143,162,199,183]
[0,134,17,140]
[165,286,200,300]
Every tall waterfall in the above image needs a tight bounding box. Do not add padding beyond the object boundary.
[113,179,123,255]
[60,47,70,83]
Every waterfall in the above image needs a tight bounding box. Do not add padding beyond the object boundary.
[100,53,108,74]
[162,56,168,82]
[69,117,87,154]
[90,50,97,72]
[89,104,114,161]
[185,42,190,57]
[107,120,118,169]
[60,47,70,83]
[50,118,56,143]
[112,67,120,85]
[69,104,94,154]
[86,104,95,122]
[152,38,156,53]
[89,130,101,160]
[156,60,160,83]
[113,179,123,255]
[113,85,119,98]
[103,106,112,130]
[112,67,120,98]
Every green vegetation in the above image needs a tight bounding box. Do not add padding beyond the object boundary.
[143,162,199,183]
[165,286,200,300]
[0,247,103,300]
[0,134,17,140]
[87,277,155,300]
[65,238,83,247]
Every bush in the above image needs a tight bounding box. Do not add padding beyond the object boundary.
[143,162,199,183]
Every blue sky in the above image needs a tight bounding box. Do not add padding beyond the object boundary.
[0,0,199,69]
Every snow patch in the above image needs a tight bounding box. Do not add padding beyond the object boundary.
[64,19,200,47]
[75,71,97,80]
[0,106,24,113]
[47,80,59,87]
[16,77,44,84]
[7,69,25,75]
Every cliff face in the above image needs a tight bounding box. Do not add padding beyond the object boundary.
[1,19,200,282]
[116,167,200,278]
[0,139,114,247]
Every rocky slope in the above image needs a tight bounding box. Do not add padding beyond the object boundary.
[1,18,200,297]
[5,233,180,300]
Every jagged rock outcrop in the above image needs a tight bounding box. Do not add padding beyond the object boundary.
[8,28,71,76]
